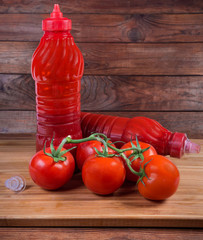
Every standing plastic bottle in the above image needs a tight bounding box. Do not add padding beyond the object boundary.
[81,112,200,158]
[32,4,84,152]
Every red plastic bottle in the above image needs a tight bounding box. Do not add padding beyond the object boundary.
[81,112,200,158]
[31,4,84,152]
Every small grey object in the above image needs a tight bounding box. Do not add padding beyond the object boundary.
[5,175,26,192]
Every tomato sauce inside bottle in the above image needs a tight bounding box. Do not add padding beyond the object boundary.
[81,112,201,158]
[31,4,84,152]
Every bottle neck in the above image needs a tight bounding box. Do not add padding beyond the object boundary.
[43,31,72,39]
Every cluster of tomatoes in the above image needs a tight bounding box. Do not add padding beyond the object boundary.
[29,133,180,201]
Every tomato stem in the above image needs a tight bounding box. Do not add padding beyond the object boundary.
[65,133,149,178]
[43,137,76,162]
[120,152,143,177]
[66,135,96,144]
[136,159,151,185]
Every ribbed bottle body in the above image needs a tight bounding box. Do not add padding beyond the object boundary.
[81,112,128,145]
[32,32,84,152]
[80,113,173,154]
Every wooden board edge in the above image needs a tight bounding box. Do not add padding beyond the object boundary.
[0,218,202,228]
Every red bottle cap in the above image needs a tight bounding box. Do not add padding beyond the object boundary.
[170,132,200,158]
[42,4,72,31]
[170,132,187,158]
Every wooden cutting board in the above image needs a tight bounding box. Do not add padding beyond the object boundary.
[0,135,203,228]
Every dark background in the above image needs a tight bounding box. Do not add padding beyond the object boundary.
[0,0,203,137]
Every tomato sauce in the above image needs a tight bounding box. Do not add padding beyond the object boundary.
[32,5,84,152]
[81,112,200,158]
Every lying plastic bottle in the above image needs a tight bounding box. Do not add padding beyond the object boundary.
[81,112,200,158]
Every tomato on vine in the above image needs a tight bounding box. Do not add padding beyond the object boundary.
[66,133,180,200]
[121,140,157,182]
[137,155,180,200]
[82,156,126,195]
[76,140,116,170]
[29,138,75,190]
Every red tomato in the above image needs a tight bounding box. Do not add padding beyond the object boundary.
[76,140,116,170]
[138,155,180,200]
[121,141,157,182]
[29,148,75,190]
[82,157,126,195]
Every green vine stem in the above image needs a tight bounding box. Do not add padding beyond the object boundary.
[43,138,76,163]
[65,133,149,181]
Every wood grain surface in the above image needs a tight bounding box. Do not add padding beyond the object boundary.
[1,111,203,138]
[1,13,203,42]
[1,0,203,14]
[0,135,202,227]
[1,42,203,75]
[1,74,202,111]
[0,227,202,240]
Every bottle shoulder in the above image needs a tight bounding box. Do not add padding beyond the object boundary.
[31,36,84,81]
[32,35,82,58]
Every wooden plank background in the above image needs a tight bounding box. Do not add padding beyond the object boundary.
[0,228,203,240]
[0,228,202,240]
[0,0,203,137]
